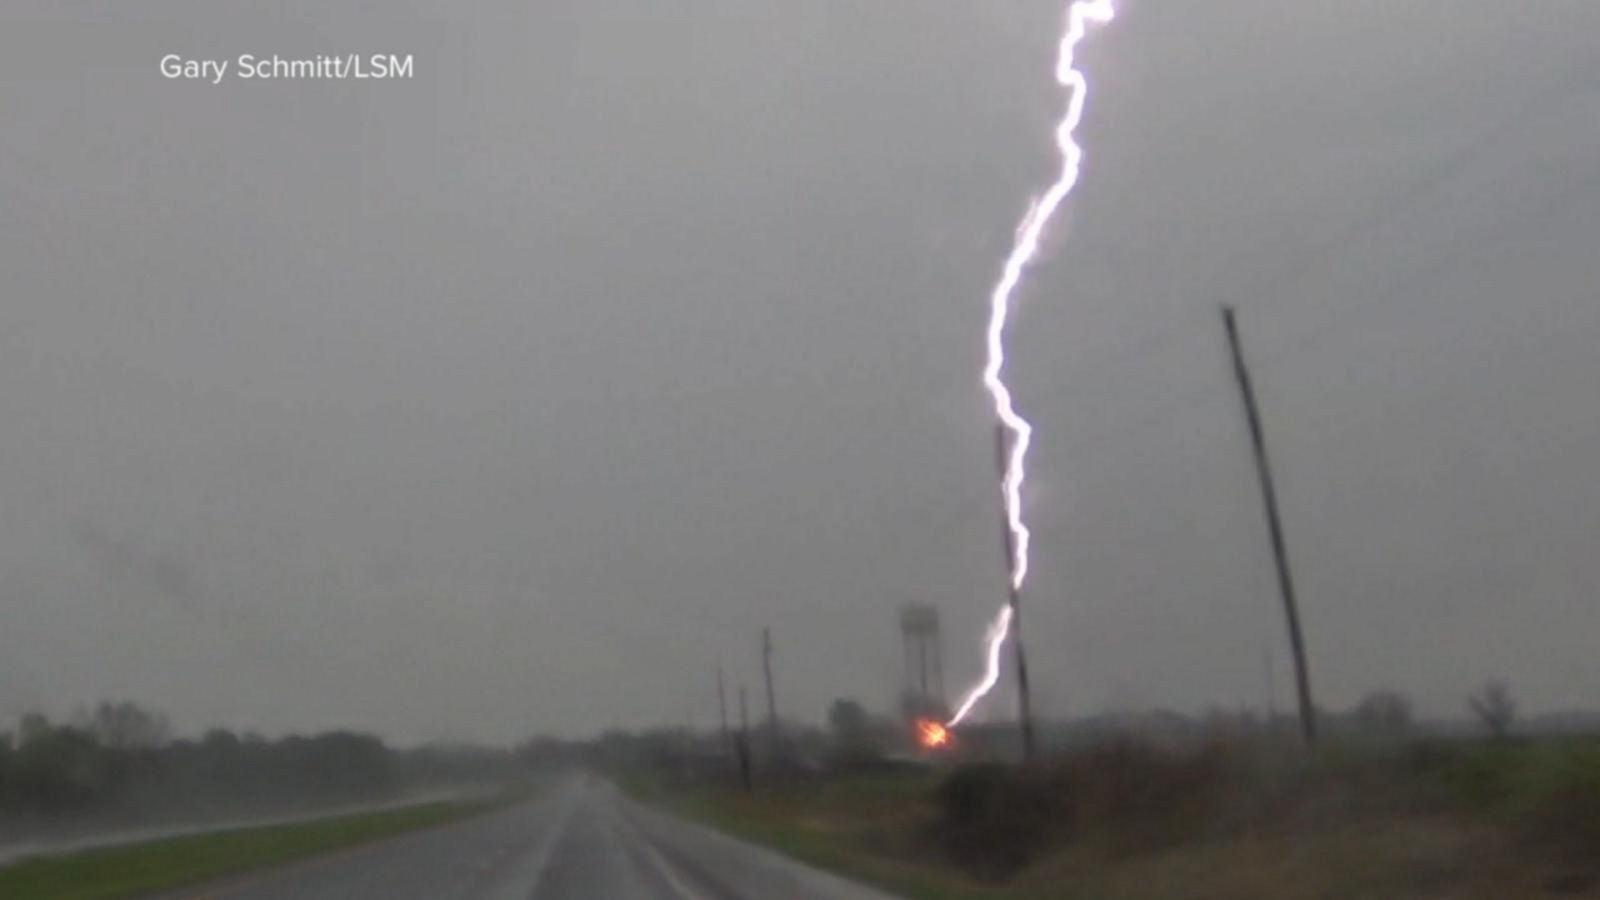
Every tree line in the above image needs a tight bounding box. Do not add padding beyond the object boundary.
[0,702,515,822]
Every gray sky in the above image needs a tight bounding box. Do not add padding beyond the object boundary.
[2,0,1598,743]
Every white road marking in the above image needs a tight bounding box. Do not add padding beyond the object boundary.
[637,837,712,900]
[603,790,712,900]
[516,781,582,898]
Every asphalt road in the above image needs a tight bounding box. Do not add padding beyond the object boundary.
[151,775,901,900]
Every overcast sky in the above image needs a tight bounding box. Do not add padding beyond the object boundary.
[2,1,1598,743]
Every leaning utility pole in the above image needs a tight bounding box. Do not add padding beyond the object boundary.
[761,627,779,752]
[1223,306,1317,745]
[994,423,1037,761]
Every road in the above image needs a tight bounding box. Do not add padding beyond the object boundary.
[151,775,900,900]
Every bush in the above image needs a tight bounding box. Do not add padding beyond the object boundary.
[936,762,1012,828]
[1352,690,1414,736]
[1066,738,1231,853]
[1435,743,1524,812]
[1517,740,1600,854]
[1419,736,1600,854]
[932,739,1234,876]
[934,762,1068,877]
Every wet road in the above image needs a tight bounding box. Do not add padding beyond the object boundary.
[152,775,899,900]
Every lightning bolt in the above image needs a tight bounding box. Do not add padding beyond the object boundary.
[947,0,1114,728]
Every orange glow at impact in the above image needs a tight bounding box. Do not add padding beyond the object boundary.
[917,719,951,749]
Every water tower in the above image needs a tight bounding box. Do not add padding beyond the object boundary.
[899,604,947,720]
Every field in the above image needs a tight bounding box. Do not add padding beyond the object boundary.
[637,737,1600,899]
[0,795,506,900]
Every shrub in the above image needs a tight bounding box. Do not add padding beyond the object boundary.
[934,762,1069,877]
[932,739,1234,876]
[1434,742,1524,812]
[1066,738,1231,853]
[1517,740,1600,854]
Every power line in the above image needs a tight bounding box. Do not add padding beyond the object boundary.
[1044,160,1598,468]
[1028,57,1600,399]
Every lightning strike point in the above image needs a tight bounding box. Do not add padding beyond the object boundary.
[917,718,952,749]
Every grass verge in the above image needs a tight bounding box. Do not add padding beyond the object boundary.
[628,772,1019,900]
[0,793,515,900]
[628,739,1600,900]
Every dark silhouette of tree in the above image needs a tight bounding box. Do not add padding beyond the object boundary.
[1352,690,1413,736]
[828,699,869,744]
[85,700,171,750]
[1468,679,1517,739]
[10,722,112,810]
[18,712,51,744]
[0,704,508,820]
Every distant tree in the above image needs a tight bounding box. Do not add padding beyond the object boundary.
[280,731,394,798]
[0,730,13,805]
[11,723,112,809]
[825,699,883,768]
[828,699,870,743]
[1468,679,1517,739]
[18,712,51,744]
[0,711,512,818]
[1353,690,1413,736]
[1201,706,1260,737]
[202,728,242,752]
[87,701,171,750]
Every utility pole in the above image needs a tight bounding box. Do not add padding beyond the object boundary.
[736,684,753,791]
[1262,647,1278,729]
[1223,306,1317,745]
[716,665,731,759]
[761,627,779,753]
[994,423,1037,761]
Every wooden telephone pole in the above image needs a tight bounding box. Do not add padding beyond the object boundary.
[995,424,1037,761]
[736,685,752,790]
[761,627,779,752]
[716,665,731,758]
[1223,306,1318,745]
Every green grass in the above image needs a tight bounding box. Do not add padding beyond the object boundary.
[628,772,1028,900]
[629,740,1600,900]
[0,794,513,900]
[1429,736,1600,852]
[636,776,1463,900]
